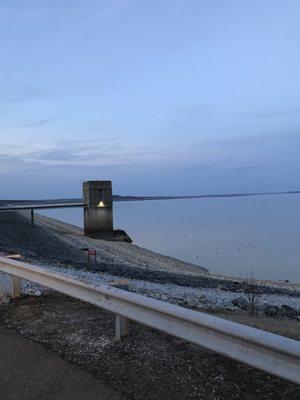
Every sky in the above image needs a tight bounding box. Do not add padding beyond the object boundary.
[0,0,300,199]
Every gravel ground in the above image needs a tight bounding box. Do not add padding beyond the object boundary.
[0,294,299,400]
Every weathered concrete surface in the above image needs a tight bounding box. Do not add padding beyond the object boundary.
[83,180,113,237]
[0,325,127,400]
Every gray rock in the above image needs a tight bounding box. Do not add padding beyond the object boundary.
[218,283,240,292]
[225,305,236,311]
[160,295,169,301]
[281,304,298,319]
[24,288,42,297]
[186,299,199,308]
[232,297,248,309]
[264,304,280,317]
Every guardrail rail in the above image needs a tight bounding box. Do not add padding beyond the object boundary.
[0,256,299,385]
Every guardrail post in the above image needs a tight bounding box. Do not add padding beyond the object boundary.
[11,276,21,298]
[115,315,130,339]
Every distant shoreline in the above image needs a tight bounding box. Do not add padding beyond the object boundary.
[1,189,300,205]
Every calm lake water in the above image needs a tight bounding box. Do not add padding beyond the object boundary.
[39,195,300,283]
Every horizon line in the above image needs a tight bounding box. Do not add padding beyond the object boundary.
[1,190,300,205]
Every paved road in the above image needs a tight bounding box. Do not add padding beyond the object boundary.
[0,326,127,400]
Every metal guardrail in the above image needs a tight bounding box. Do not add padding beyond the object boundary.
[0,203,86,226]
[0,256,299,385]
[0,203,86,211]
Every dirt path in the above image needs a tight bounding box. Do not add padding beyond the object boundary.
[0,325,127,400]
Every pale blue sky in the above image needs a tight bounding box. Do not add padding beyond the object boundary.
[0,0,300,198]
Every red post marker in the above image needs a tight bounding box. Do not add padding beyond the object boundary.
[88,249,97,263]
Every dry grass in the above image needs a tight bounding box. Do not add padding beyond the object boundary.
[212,310,300,340]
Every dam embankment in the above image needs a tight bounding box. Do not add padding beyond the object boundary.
[0,211,299,299]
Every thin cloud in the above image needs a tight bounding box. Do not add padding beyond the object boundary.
[192,131,300,149]
[21,117,54,128]
[76,0,135,37]
[184,163,218,170]
[0,138,176,171]
[239,108,300,118]
[0,83,50,103]
[20,10,44,21]
[230,165,262,171]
